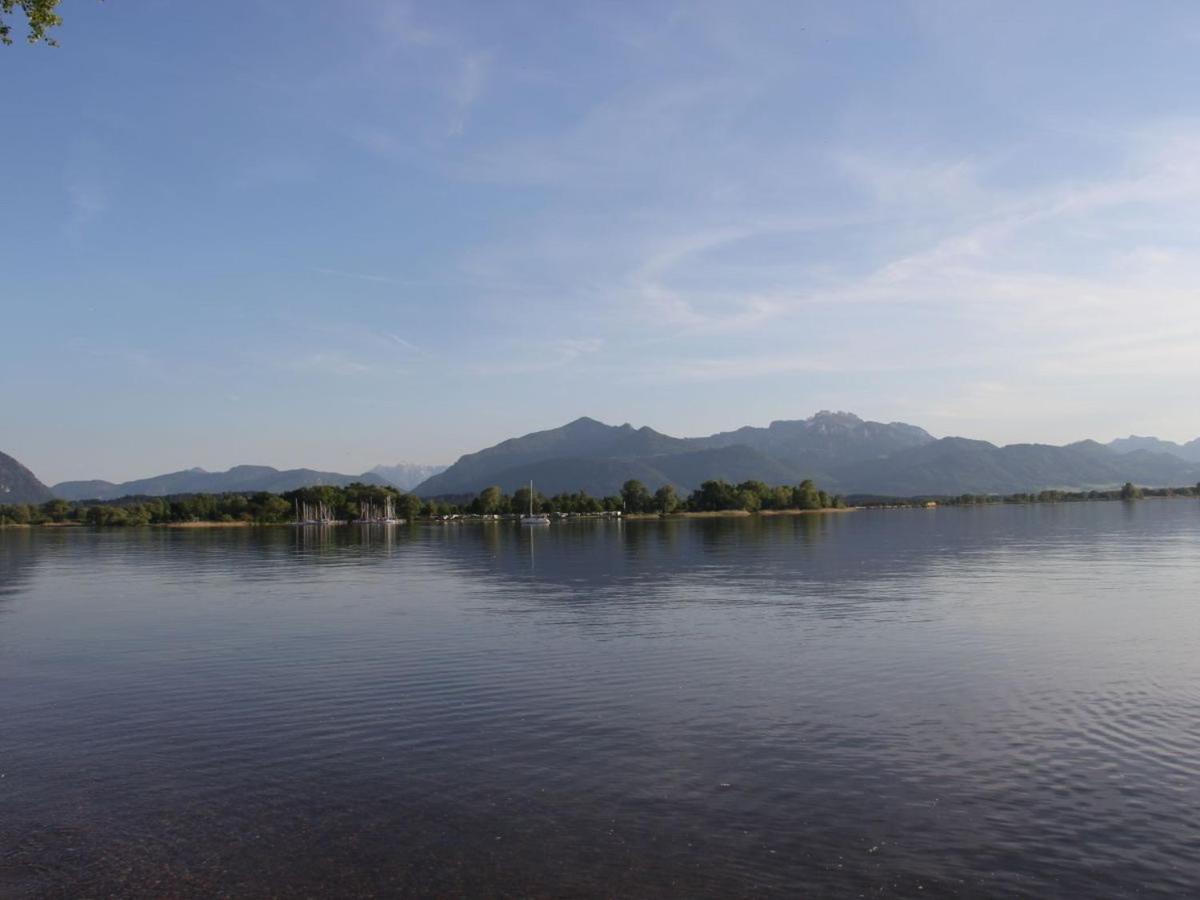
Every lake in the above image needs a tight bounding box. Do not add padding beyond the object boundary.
[2,503,1198,897]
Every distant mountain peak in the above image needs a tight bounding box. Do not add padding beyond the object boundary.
[370,461,448,491]
[1066,439,1110,455]
[559,416,627,437]
[1107,434,1200,464]
[415,411,940,496]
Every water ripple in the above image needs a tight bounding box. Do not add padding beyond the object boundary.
[1,503,1199,897]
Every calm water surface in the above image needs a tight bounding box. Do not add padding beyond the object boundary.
[2,503,1199,897]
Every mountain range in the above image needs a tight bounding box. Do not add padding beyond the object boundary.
[1106,435,1200,463]
[369,462,448,491]
[413,412,1200,498]
[52,466,392,502]
[3,412,1200,506]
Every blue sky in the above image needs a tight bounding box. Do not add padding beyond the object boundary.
[5,1,1200,483]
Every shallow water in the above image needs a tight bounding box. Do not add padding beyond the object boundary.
[2,503,1198,897]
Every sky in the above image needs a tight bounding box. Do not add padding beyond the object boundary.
[4,1,1200,484]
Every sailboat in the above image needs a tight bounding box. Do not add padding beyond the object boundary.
[521,480,550,525]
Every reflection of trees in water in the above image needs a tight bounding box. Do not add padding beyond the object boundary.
[0,519,849,600]
[407,505,1147,600]
[0,528,45,605]
[4,505,1156,611]
[414,515,843,593]
[291,523,402,558]
[1,525,424,600]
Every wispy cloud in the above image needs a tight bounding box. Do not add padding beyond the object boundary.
[65,178,107,231]
[288,351,375,377]
[587,120,1200,388]
[312,267,413,286]
[447,51,491,137]
[262,318,425,379]
[24,2,1200,463]
[384,332,421,353]
[364,2,493,139]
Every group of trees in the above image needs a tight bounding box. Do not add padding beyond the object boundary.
[464,483,649,516]
[0,483,413,527]
[876,482,1200,508]
[465,479,845,517]
[7,479,1200,528]
[1,494,287,527]
[0,477,846,526]
[682,478,840,512]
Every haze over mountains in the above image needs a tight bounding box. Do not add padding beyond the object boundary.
[52,466,392,502]
[3,412,1200,505]
[1106,435,1200,463]
[369,463,448,491]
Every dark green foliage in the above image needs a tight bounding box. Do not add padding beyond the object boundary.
[399,493,424,521]
[689,480,741,511]
[471,485,504,515]
[510,485,535,515]
[10,480,1192,527]
[793,479,823,510]
[682,479,840,513]
[0,483,417,526]
[621,480,652,513]
[653,484,680,514]
[404,479,846,519]
[1,0,62,46]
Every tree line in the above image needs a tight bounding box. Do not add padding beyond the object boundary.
[7,479,1200,527]
[0,478,846,526]
[0,484,412,527]
[465,479,845,516]
[861,482,1200,507]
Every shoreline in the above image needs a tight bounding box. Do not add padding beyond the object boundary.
[624,507,855,520]
[0,521,279,530]
[6,496,1195,529]
[165,520,260,528]
[1,509,859,529]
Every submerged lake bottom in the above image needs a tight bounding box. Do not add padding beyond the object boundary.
[1,503,1198,897]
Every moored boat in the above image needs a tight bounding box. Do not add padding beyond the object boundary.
[521,480,550,525]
